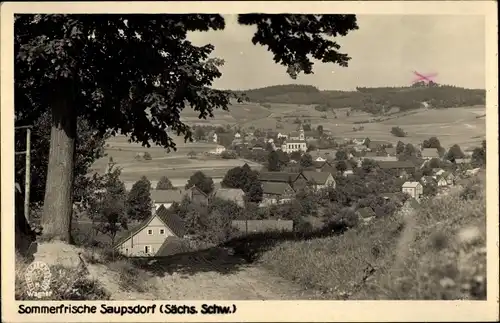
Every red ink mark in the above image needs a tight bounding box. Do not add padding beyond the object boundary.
[412,71,438,84]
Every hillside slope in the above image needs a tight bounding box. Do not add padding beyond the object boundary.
[258,172,487,300]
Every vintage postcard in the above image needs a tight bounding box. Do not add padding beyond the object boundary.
[1,1,498,322]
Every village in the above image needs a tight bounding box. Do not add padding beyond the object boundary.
[106,122,483,258]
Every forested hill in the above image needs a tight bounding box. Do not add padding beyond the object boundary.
[230,84,485,114]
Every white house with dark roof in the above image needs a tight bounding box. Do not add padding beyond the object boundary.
[114,205,188,257]
[402,181,423,201]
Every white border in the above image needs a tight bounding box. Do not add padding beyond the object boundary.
[1,1,498,322]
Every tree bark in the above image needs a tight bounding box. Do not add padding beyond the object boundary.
[41,87,77,242]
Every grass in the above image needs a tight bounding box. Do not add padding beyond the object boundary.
[258,172,486,300]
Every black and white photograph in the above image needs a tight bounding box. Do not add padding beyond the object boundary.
[2,1,498,322]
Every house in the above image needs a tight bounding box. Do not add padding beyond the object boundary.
[312,161,336,174]
[260,182,296,207]
[301,171,336,190]
[231,220,294,234]
[212,188,246,208]
[150,186,208,210]
[234,132,241,139]
[420,176,436,186]
[212,132,218,143]
[368,141,392,151]
[331,161,354,177]
[114,205,186,257]
[436,177,448,187]
[356,207,376,224]
[376,161,416,178]
[277,132,288,139]
[352,138,366,145]
[421,148,440,160]
[432,168,445,176]
[441,171,456,185]
[385,147,397,156]
[401,181,423,201]
[315,156,327,162]
[258,171,308,191]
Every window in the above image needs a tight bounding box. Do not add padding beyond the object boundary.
[144,246,151,254]
[147,229,153,235]
[159,229,165,235]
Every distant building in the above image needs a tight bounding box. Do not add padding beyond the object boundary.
[421,148,440,160]
[211,144,226,155]
[277,132,288,139]
[234,132,241,139]
[401,181,423,201]
[212,188,246,208]
[301,171,336,191]
[260,182,295,207]
[259,171,308,191]
[212,132,218,143]
[150,186,208,210]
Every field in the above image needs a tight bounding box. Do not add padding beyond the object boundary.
[89,103,485,187]
[235,104,486,150]
[90,135,262,189]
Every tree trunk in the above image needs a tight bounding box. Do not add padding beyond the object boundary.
[41,90,77,242]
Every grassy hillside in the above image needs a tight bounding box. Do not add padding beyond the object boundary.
[231,84,486,114]
[258,172,486,300]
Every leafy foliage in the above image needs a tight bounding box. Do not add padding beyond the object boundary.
[390,126,407,137]
[221,164,263,203]
[126,176,152,221]
[185,171,214,195]
[156,176,174,190]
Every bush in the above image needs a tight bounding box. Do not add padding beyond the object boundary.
[391,126,407,137]
[143,152,152,160]
[15,255,110,300]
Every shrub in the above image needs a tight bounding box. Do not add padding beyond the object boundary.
[391,126,407,137]
[143,152,152,160]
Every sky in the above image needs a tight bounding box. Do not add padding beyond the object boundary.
[187,15,485,91]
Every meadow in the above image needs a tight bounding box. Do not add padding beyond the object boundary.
[89,102,485,188]
[90,134,262,188]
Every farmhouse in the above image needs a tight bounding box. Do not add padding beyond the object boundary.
[312,160,336,173]
[384,147,397,156]
[234,132,241,139]
[376,161,415,178]
[440,171,455,185]
[260,182,296,207]
[368,140,393,150]
[150,186,208,210]
[212,188,246,208]
[420,176,436,185]
[277,132,288,139]
[436,177,448,187]
[259,171,308,191]
[421,148,440,160]
[301,171,336,190]
[454,158,471,165]
[401,181,423,201]
[231,220,294,234]
[114,205,187,257]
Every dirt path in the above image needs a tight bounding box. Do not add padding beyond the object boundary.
[150,265,317,300]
